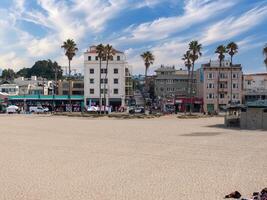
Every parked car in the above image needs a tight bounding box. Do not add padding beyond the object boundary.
[129,106,145,114]
[87,106,110,114]
[29,106,49,113]
[6,105,20,114]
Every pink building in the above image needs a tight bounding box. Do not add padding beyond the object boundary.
[202,60,243,113]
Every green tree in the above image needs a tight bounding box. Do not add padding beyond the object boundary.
[226,42,238,104]
[16,60,63,80]
[215,45,227,112]
[263,44,267,70]
[61,39,78,111]
[96,44,105,113]
[1,68,16,81]
[188,40,202,114]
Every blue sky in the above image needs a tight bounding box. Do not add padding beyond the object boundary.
[0,0,267,74]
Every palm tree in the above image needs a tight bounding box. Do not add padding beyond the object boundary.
[226,42,238,105]
[103,44,115,114]
[182,50,192,110]
[215,45,227,112]
[263,44,267,70]
[141,51,154,110]
[96,44,105,114]
[61,39,78,112]
[188,40,202,114]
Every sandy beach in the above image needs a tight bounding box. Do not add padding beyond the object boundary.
[0,115,266,200]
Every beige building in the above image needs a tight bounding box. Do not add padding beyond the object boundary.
[57,80,84,96]
[202,60,243,113]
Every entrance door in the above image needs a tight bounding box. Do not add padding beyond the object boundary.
[207,104,214,113]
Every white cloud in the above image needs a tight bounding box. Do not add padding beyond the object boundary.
[114,0,237,45]
[200,5,267,45]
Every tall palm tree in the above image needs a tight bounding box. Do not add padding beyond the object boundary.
[263,44,267,70]
[141,51,155,110]
[215,45,227,112]
[141,51,155,80]
[182,50,192,99]
[188,40,202,114]
[61,39,78,112]
[226,42,238,105]
[96,44,105,114]
[103,44,115,114]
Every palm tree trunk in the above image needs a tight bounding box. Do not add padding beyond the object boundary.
[186,68,191,114]
[189,62,195,115]
[230,56,233,105]
[217,64,221,113]
[104,58,109,114]
[68,59,72,112]
[99,59,102,115]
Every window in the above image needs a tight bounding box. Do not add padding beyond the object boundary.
[114,78,119,84]
[233,73,238,79]
[207,93,214,99]
[233,83,238,89]
[100,79,108,84]
[95,56,98,61]
[208,73,213,79]
[113,88,119,94]
[207,83,214,88]
[220,73,227,79]
[117,56,120,61]
[100,89,107,94]
[90,89,94,94]
[73,83,84,88]
[88,56,91,61]
[101,68,107,74]
[90,79,94,84]
[220,93,225,99]
[90,69,94,74]
[63,91,69,95]
[114,68,118,74]
[109,56,113,61]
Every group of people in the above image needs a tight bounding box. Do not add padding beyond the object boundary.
[225,188,267,200]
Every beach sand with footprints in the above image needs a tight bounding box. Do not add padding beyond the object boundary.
[0,114,266,200]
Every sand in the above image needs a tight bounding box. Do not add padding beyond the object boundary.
[0,114,266,200]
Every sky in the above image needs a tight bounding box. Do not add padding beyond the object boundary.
[0,0,267,75]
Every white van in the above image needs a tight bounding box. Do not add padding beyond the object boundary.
[29,106,49,113]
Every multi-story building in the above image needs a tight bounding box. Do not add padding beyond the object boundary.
[243,73,267,103]
[125,66,134,105]
[202,60,243,113]
[154,65,197,98]
[154,65,203,112]
[14,76,53,95]
[57,80,84,95]
[84,45,128,108]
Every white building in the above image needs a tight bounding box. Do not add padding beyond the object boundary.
[84,45,127,108]
[0,84,19,95]
[243,73,267,103]
[14,76,53,95]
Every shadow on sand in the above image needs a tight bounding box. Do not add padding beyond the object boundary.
[181,132,224,137]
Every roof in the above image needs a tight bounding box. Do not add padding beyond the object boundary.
[8,95,84,100]
[202,63,241,68]
[243,73,267,76]
[86,45,123,54]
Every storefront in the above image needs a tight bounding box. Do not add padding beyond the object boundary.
[8,95,84,112]
[175,97,203,113]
